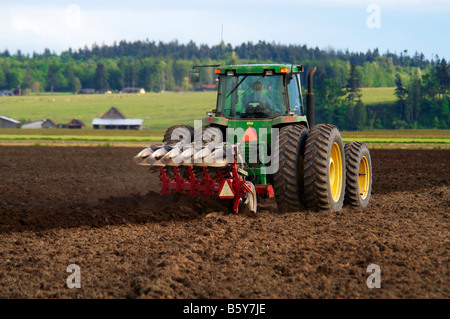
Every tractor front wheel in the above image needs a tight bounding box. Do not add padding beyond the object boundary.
[304,124,345,212]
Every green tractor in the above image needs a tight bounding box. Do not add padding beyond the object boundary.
[134,63,372,214]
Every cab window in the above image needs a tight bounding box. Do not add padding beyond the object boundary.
[217,75,287,119]
[287,74,302,115]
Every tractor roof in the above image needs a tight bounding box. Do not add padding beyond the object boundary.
[215,64,303,75]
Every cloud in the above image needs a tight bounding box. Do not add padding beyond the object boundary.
[66,4,82,30]
[5,4,109,52]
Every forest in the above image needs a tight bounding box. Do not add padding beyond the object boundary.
[0,40,448,130]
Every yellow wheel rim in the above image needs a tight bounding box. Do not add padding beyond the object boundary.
[359,156,370,200]
[329,142,343,202]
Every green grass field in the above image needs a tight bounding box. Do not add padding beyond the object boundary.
[0,91,217,130]
[360,87,396,105]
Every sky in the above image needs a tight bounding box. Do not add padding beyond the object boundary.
[0,0,449,60]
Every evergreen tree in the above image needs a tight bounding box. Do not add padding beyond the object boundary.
[353,100,367,131]
[406,68,422,124]
[107,65,124,91]
[436,58,449,104]
[345,64,363,130]
[93,62,109,92]
[46,64,59,94]
[0,66,7,89]
[394,74,407,121]
[345,64,362,104]
[23,63,34,90]
[65,63,80,93]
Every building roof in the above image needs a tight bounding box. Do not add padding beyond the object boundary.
[92,118,143,126]
[0,116,21,124]
[68,118,85,125]
[21,119,56,129]
[22,120,45,129]
[101,107,126,119]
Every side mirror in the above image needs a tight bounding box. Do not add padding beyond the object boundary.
[190,69,200,83]
[286,72,293,85]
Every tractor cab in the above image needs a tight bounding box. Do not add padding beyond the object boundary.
[213,64,305,119]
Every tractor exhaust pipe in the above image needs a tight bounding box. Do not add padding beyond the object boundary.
[306,66,317,128]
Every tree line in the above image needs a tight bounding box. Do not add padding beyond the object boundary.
[0,40,448,129]
[315,58,449,130]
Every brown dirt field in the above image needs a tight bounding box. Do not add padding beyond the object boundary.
[0,146,448,299]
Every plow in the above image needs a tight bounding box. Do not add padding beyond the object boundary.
[134,63,373,214]
[134,141,257,213]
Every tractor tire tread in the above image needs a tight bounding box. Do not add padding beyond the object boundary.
[344,141,372,209]
[304,124,345,212]
[273,124,309,212]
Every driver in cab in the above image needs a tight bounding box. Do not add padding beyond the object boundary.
[243,81,276,115]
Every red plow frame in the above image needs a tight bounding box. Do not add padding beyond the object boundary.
[159,161,273,214]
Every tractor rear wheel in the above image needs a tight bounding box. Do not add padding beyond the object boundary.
[344,141,372,209]
[163,125,194,144]
[304,124,345,212]
[273,124,309,212]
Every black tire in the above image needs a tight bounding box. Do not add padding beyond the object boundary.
[273,124,309,212]
[304,124,346,212]
[193,125,224,145]
[344,141,372,209]
[163,125,194,144]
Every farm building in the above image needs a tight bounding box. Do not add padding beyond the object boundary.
[0,116,21,128]
[92,107,143,130]
[67,119,86,129]
[121,87,146,94]
[81,88,96,94]
[21,119,56,129]
[194,84,217,91]
[92,118,143,130]
[58,119,86,129]
[0,90,14,96]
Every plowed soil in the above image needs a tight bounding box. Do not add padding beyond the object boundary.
[0,146,448,299]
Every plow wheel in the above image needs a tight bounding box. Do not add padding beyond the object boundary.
[344,141,372,209]
[244,182,257,213]
[163,125,194,144]
[304,124,345,212]
[273,124,309,212]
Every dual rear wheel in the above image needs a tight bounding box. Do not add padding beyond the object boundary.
[273,123,372,212]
